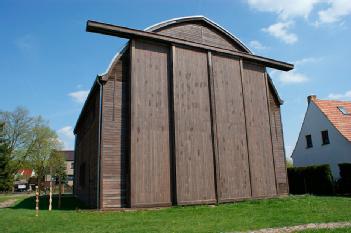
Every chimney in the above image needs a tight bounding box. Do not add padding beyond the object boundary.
[307,95,317,104]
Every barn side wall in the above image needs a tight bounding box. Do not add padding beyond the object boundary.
[74,85,99,208]
[268,84,289,194]
[100,51,130,209]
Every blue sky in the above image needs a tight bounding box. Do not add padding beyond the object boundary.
[1,0,350,159]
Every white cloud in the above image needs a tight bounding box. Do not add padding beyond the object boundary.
[246,0,321,20]
[246,0,351,25]
[273,70,309,84]
[249,40,269,50]
[293,57,324,65]
[262,21,298,44]
[318,0,351,24]
[328,90,351,100]
[68,90,89,104]
[57,126,75,150]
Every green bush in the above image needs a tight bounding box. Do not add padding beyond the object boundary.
[336,163,351,194]
[288,164,334,195]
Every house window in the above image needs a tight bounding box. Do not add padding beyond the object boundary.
[306,135,313,148]
[321,130,330,145]
[71,162,74,169]
[337,106,349,115]
[79,163,86,187]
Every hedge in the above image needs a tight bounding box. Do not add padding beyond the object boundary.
[336,163,351,194]
[288,164,334,195]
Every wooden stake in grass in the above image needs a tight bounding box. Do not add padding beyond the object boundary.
[35,185,39,217]
[49,173,52,211]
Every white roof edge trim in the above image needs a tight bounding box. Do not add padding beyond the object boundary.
[100,15,253,76]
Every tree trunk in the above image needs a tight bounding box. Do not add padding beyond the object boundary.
[58,176,61,209]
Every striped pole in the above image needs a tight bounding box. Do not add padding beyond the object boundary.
[49,169,52,211]
[35,185,39,217]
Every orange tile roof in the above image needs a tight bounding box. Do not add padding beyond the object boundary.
[17,169,33,177]
[313,98,351,142]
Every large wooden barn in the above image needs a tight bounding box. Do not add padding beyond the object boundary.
[73,16,293,209]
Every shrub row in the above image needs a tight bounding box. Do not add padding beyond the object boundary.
[288,164,334,195]
[336,163,351,194]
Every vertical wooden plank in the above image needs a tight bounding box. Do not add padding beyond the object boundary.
[130,39,172,207]
[207,51,220,203]
[239,59,253,198]
[241,61,277,198]
[173,46,216,205]
[212,55,251,201]
[129,39,136,207]
[169,45,177,204]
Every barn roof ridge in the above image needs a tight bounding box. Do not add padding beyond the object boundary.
[143,15,252,54]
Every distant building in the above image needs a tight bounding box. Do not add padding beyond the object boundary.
[292,95,351,179]
[16,169,35,179]
[59,150,74,186]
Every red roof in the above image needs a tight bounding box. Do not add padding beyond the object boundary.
[17,169,33,177]
[313,98,351,142]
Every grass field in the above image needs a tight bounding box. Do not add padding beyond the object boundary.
[0,195,351,233]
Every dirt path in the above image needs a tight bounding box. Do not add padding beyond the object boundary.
[232,222,351,233]
[0,199,17,208]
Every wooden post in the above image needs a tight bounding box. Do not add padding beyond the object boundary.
[35,186,39,217]
[49,168,52,211]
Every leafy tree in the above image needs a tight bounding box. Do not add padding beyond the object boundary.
[23,119,62,192]
[0,107,33,155]
[0,123,14,191]
[286,159,293,168]
[49,151,67,208]
[1,107,63,193]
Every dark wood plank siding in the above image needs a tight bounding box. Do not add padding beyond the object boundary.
[100,52,129,208]
[212,54,251,201]
[173,46,216,205]
[74,85,99,208]
[130,39,171,207]
[241,62,277,198]
[155,22,245,52]
[267,82,288,195]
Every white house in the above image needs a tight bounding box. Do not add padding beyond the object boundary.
[292,95,351,180]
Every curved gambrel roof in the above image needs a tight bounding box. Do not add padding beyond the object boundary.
[144,15,252,54]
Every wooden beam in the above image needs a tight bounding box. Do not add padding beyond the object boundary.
[86,20,294,71]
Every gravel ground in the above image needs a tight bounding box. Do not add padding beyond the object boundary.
[231,222,351,233]
[0,199,17,208]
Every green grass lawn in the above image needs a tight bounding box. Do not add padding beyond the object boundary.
[0,195,351,233]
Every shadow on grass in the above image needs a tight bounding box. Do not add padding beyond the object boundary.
[11,194,88,210]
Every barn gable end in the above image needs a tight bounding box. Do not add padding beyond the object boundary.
[74,16,291,209]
